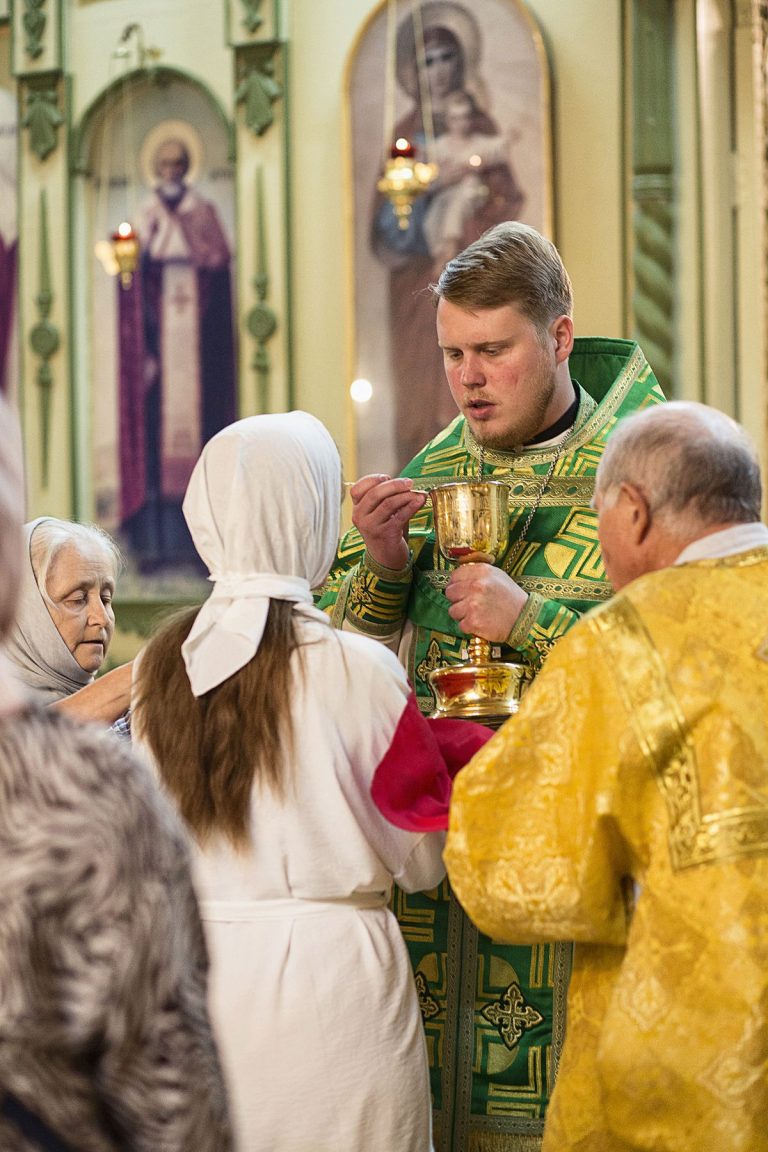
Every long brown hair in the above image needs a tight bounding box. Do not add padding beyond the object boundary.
[133,601,300,849]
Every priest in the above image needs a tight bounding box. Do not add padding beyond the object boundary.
[318,220,665,1151]
[445,401,768,1152]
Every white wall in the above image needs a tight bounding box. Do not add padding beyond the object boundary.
[69,0,232,120]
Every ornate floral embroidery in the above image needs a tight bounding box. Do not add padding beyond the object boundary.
[416,638,444,688]
[347,567,373,610]
[481,981,544,1051]
[415,972,441,1021]
[596,594,768,870]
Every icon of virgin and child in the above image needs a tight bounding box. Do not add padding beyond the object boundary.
[370,1,527,468]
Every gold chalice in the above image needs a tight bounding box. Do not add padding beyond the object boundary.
[428,480,532,727]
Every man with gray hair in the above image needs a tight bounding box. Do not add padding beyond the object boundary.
[594,399,764,587]
[443,400,768,1151]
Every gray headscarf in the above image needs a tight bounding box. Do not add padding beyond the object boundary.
[4,517,95,703]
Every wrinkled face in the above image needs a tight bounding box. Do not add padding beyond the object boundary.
[45,542,116,673]
[437,299,560,451]
[594,484,646,591]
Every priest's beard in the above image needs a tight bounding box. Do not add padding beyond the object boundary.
[469,368,558,453]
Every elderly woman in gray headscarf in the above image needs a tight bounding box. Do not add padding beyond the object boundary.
[5,515,132,723]
[0,395,234,1151]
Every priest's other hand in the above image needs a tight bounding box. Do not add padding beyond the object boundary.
[350,474,427,572]
[444,563,528,641]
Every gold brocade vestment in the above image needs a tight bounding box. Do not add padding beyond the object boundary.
[318,338,665,1151]
[446,548,768,1152]
[321,340,665,709]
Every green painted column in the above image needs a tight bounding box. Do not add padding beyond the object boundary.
[630,0,676,394]
[12,0,73,514]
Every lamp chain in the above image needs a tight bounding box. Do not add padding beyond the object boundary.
[411,3,436,163]
[383,0,397,164]
[95,50,120,250]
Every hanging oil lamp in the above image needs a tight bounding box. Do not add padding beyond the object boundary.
[93,25,159,289]
[377,137,437,229]
[110,220,140,288]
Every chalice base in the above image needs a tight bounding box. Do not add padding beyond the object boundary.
[428,659,532,729]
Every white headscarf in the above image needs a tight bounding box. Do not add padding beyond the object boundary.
[181,411,340,697]
[5,518,95,702]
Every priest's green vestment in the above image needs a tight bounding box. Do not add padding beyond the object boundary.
[317,337,665,1152]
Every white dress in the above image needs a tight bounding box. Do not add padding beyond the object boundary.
[137,623,444,1152]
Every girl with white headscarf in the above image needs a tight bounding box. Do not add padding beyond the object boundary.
[131,411,483,1152]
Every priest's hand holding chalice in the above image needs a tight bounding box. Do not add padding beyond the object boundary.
[429,479,531,727]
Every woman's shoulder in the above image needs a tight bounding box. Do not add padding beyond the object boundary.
[309,627,408,684]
